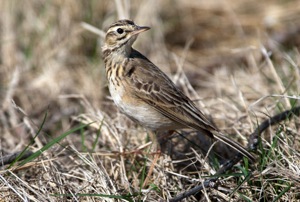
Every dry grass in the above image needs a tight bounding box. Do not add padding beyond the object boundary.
[0,0,300,201]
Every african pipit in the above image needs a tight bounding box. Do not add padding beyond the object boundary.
[102,19,254,161]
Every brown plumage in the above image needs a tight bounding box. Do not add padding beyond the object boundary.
[102,19,255,161]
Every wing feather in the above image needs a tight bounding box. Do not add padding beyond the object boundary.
[126,50,216,134]
[123,49,254,161]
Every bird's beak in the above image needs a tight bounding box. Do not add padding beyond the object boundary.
[131,26,150,36]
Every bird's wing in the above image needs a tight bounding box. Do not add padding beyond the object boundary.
[123,49,255,161]
[124,50,217,135]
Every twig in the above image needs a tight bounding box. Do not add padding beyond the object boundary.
[248,105,300,151]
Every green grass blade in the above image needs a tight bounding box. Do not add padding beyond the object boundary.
[92,118,104,152]
[19,123,93,166]
[8,110,48,169]
[272,183,292,202]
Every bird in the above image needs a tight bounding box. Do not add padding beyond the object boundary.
[101,19,255,161]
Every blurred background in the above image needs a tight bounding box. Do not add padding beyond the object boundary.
[0,0,299,201]
[1,0,299,147]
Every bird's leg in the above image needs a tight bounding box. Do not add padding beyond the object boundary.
[149,130,161,154]
[143,130,162,188]
[143,130,176,187]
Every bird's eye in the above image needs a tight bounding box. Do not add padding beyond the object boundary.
[117,28,124,34]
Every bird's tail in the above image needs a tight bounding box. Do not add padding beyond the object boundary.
[212,131,255,162]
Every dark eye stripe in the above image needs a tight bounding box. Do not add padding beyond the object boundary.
[107,29,130,41]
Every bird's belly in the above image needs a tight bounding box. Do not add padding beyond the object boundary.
[109,83,181,131]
